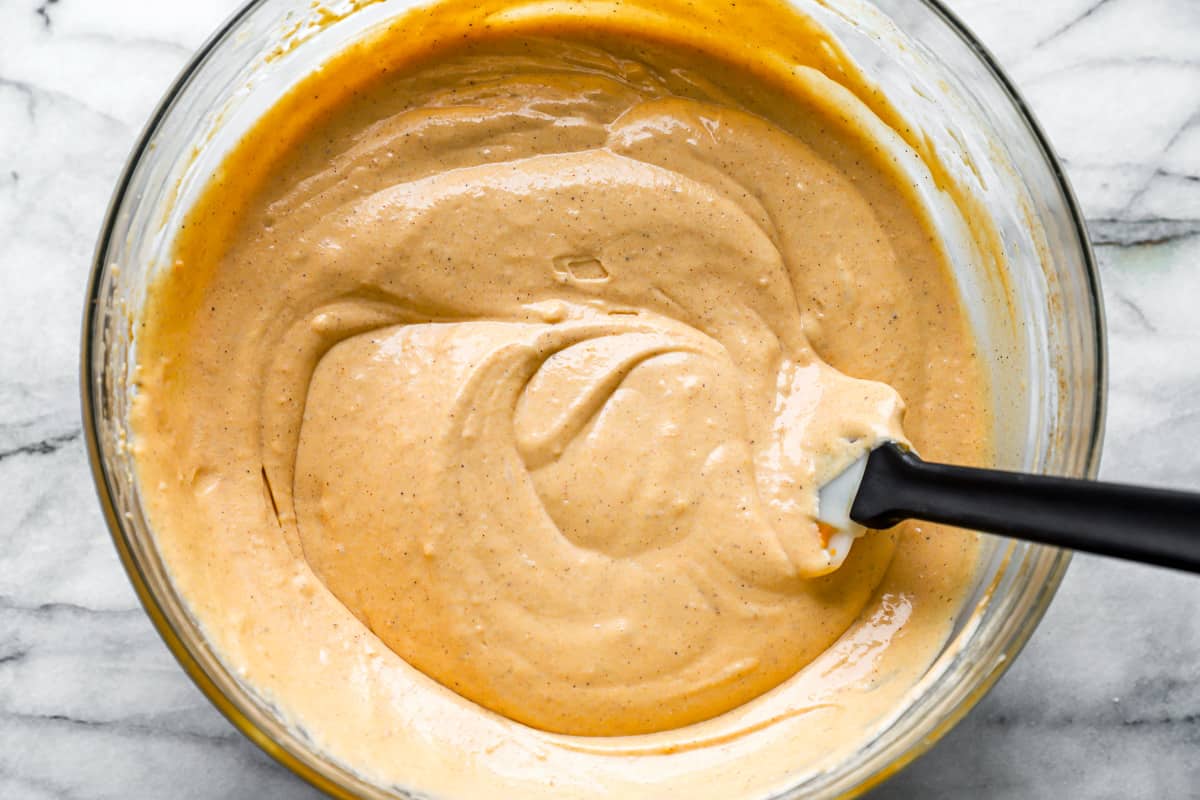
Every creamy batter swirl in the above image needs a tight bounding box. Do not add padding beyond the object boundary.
[133,6,991,794]
[286,144,904,732]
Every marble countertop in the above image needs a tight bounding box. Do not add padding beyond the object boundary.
[1,0,1197,797]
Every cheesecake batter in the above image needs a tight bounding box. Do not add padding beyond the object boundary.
[132,0,992,795]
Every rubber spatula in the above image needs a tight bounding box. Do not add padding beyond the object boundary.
[816,443,1200,573]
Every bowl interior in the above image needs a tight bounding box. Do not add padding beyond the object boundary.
[83,0,1103,797]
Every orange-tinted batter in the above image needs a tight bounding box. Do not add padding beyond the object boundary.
[132,0,991,795]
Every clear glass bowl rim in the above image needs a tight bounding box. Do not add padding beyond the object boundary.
[80,0,1107,797]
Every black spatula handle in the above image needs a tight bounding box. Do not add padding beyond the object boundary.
[851,443,1200,573]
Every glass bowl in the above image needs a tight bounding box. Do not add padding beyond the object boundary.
[82,0,1105,797]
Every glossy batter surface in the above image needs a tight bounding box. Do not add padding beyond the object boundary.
[132,0,991,794]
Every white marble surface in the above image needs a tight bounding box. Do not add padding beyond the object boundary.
[1,0,1197,796]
